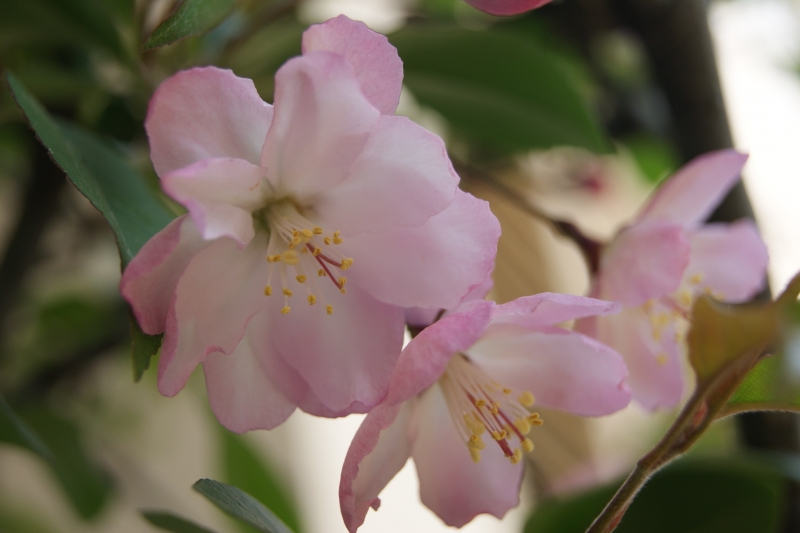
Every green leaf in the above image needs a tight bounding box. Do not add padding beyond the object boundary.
[0,405,112,519]
[131,318,162,382]
[0,394,53,463]
[6,71,175,266]
[142,510,220,533]
[142,0,234,51]
[390,26,609,156]
[221,430,301,533]
[525,459,782,533]
[193,479,294,533]
[622,134,678,184]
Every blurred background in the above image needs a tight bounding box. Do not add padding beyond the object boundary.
[1,0,800,531]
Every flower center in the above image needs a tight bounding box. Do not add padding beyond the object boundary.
[439,354,541,465]
[258,200,353,316]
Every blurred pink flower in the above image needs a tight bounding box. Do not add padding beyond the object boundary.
[464,0,551,16]
[576,150,769,410]
[340,293,630,531]
[120,15,499,431]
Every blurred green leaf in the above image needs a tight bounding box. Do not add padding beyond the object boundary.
[143,0,235,51]
[0,405,112,519]
[623,134,678,184]
[0,505,54,533]
[132,319,162,382]
[193,479,294,533]
[390,26,609,156]
[723,300,800,415]
[6,71,175,266]
[0,0,128,60]
[525,459,782,533]
[0,394,53,463]
[221,431,301,533]
[142,510,220,533]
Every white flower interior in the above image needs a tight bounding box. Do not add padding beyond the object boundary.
[439,353,542,465]
[258,200,353,316]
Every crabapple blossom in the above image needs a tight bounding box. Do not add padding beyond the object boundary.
[340,292,630,530]
[576,150,769,410]
[120,16,499,431]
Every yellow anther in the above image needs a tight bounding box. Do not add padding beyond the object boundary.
[532,418,543,426]
[475,399,486,408]
[490,402,499,415]
[301,228,314,239]
[308,294,317,305]
[510,448,522,464]
[313,227,324,235]
[292,230,300,238]
[690,273,704,284]
[491,430,503,441]
[678,290,692,308]
[290,236,301,247]
[338,276,347,287]
[656,353,668,366]
[282,250,299,265]
[281,306,291,315]
[313,247,322,256]
[514,417,531,435]
[503,388,512,395]
[324,236,332,245]
[300,247,308,254]
[264,286,272,296]
[333,230,341,238]
[467,435,486,450]
[464,414,485,435]
[318,269,325,277]
[340,288,347,294]
[333,236,344,245]
[341,258,353,270]
[469,448,482,463]
[326,305,333,315]
[296,275,307,283]
[518,391,535,407]
[267,254,281,263]
[522,438,534,452]
[283,288,293,297]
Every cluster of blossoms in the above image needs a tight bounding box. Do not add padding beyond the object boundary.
[121,15,768,531]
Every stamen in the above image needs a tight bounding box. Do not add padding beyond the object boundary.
[440,354,540,465]
[308,295,317,305]
[326,305,333,315]
[264,286,272,296]
[296,275,307,283]
[281,306,291,315]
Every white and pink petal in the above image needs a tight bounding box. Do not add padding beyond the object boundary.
[302,15,403,116]
[146,67,272,175]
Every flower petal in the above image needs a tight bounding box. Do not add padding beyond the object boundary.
[412,386,523,527]
[345,190,499,309]
[340,401,414,533]
[405,276,494,328]
[599,221,690,306]
[162,158,267,245]
[261,52,379,197]
[588,308,683,410]
[684,221,768,303]
[203,316,296,433]
[638,150,748,227]
[146,67,272,175]
[302,15,402,115]
[489,293,621,330]
[387,299,493,405]
[464,0,552,15]
[120,215,207,335]
[466,327,631,416]
[314,116,458,237]
[158,237,270,396]
[269,284,404,413]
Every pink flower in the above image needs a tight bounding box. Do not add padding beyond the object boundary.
[463,0,551,16]
[576,150,769,410]
[120,16,499,431]
[339,292,630,530]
